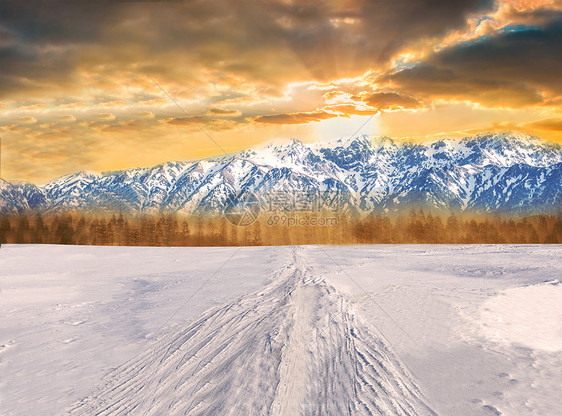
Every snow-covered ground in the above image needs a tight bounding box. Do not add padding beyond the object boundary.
[0,244,560,415]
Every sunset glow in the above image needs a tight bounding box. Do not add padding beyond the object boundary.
[2,0,562,183]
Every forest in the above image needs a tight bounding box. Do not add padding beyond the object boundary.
[1,210,561,246]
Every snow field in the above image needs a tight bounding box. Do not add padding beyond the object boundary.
[1,244,561,415]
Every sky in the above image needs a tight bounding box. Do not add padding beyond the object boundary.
[1,0,562,183]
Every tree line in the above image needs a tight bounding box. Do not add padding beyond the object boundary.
[1,210,560,246]
[353,211,561,244]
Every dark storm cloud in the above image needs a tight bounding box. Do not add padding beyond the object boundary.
[502,5,562,27]
[237,0,496,80]
[435,14,562,89]
[0,0,117,44]
[357,0,495,58]
[0,0,121,98]
[385,12,562,107]
[0,0,496,100]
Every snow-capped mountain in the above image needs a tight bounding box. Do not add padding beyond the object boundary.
[1,131,561,216]
[0,179,47,215]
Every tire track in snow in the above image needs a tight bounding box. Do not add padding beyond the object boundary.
[67,246,435,416]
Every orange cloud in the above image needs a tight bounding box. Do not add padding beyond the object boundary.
[92,119,149,134]
[213,96,262,106]
[16,116,38,124]
[136,98,168,107]
[4,0,562,184]
[97,100,127,108]
[137,111,155,119]
[208,107,242,117]
[56,101,88,110]
[56,115,77,123]
[163,116,240,132]
[16,103,48,111]
[361,92,422,110]
[95,113,116,121]
[1,124,20,131]
[324,104,379,116]
[252,110,338,125]
[523,117,562,131]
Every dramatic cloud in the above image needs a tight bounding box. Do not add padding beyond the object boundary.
[385,12,562,107]
[0,0,496,101]
[2,0,562,182]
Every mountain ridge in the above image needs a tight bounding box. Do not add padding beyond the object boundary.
[1,131,561,216]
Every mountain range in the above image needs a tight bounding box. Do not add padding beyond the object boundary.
[1,131,561,217]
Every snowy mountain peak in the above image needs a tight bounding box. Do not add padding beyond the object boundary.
[455,130,561,168]
[1,132,560,216]
[258,137,312,165]
[463,130,555,149]
[315,135,376,153]
[45,171,99,189]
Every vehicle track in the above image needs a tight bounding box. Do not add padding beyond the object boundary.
[68,246,435,416]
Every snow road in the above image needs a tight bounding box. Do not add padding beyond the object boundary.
[1,244,561,415]
[68,247,434,416]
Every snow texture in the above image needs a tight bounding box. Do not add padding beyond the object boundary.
[1,244,561,415]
